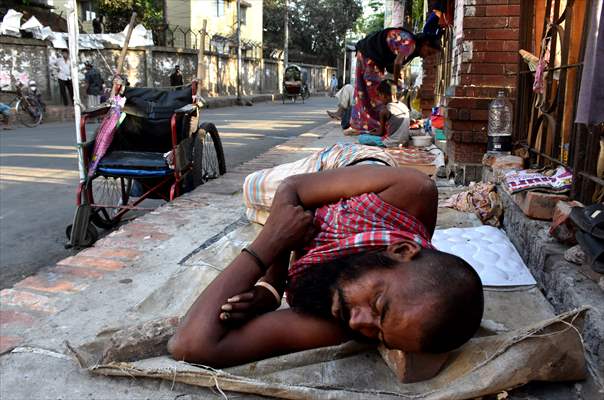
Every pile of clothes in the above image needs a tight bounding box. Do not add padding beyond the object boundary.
[441,182,503,227]
[503,166,573,194]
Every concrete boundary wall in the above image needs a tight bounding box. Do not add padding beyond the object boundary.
[0,36,336,105]
[501,190,604,393]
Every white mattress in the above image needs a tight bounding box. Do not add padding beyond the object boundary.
[432,226,537,287]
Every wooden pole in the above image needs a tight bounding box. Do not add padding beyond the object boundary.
[284,0,289,67]
[342,31,347,85]
[111,12,137,98]
[236,0,242,101]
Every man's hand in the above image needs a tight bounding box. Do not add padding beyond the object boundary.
[219,285,281,323]
[252,200,315,262]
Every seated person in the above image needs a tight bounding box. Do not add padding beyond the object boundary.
[0,102,12,130]
[327,83,354,131]
[168,165,484,369]
[359,79,413,147]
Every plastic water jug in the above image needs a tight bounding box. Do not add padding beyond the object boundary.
[487,90,512,154]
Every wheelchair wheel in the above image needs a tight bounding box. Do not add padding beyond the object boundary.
[65,223,98,247]
[90,176,132,229]
[193,122,226,187]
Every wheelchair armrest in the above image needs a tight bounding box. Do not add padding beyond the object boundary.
[174,104,196,115]
[82,103,111,118]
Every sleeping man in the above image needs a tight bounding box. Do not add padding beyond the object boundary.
[168,164,484,369]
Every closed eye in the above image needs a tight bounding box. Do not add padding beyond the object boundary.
[380,299,390,326]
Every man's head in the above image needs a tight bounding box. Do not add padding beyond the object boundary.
[84,61,93,70]
[288,241,483,353]
[175,65,181,73]
[377,79,395,104]
[415,33,442,58]
[61,49,69,59]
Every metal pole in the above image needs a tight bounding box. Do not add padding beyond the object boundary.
[66,0,85,182]
[236,0,242,101]
[284,0,289,66]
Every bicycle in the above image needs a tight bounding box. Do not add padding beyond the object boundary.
[4,82,44,127]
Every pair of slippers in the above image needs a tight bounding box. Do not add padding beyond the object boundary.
[570,203,604,273]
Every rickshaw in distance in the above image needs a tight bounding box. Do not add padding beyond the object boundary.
[282,64,310,104]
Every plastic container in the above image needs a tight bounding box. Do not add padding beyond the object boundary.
[487,90,513,154]
[411,135,433,147]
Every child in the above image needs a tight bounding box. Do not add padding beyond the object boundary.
[358,79,411,147]
[0,103,12,130]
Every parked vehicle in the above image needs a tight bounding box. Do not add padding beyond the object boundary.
[67,82,226,246]
[282,65,309,103]
[5,81,44,127]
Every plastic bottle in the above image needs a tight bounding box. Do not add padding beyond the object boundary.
[487,90,513,154]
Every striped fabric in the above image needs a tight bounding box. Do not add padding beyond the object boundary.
[243,143,397,225]
[289,192,434,280]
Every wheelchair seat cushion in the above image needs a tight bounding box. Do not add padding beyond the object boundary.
[98,151,169,170]
[97,151,172,178]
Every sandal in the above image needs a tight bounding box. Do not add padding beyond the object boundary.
[570,203,604,240]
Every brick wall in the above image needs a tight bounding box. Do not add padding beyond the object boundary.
[420,0,521,183]
[419,53,437,117]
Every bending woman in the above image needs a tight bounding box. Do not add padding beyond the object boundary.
[351,29,441,133]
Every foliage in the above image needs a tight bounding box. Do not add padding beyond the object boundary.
[411,0,425,29]
[355,0,384,35]
[94,0,163,33]
[263,0,363,66]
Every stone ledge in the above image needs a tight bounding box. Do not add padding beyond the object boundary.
[501,189,604,389]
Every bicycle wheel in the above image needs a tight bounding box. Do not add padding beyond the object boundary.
[90,176,131,229]
[16,98,42,127]
[192,122,226,187]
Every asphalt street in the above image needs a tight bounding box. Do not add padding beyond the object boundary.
[0,96,337,288]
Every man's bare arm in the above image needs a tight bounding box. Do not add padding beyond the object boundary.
[170,307,347,368]
[280,165,437,237]
[169,200,348,366]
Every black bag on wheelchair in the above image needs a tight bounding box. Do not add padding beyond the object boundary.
[109,85,193,153]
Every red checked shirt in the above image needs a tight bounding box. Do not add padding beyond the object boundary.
[289,193,434,281]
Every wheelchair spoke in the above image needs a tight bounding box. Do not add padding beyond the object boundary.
[202,131,219,180]
[91,176,131,228]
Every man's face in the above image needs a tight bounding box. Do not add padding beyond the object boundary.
[330,266,432,351]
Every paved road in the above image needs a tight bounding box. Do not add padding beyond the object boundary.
[0,96,337,288]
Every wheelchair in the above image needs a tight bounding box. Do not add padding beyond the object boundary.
[68,82,226,245]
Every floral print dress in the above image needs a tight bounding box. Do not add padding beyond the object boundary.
[351,29,416,133]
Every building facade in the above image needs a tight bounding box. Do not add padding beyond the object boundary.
[166,0,262,46]
[46,0,263,47]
